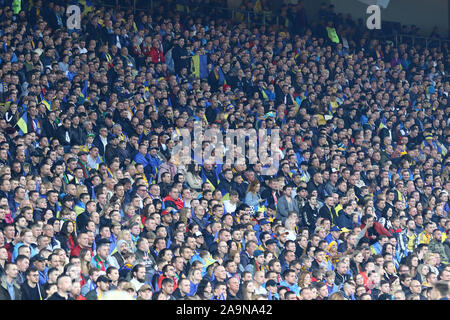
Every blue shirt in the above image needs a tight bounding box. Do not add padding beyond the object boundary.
[6,280,15,300]
[279,280,300,295]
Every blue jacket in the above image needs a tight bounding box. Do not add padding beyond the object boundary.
[336,212,353,230]
[134,152,152,168]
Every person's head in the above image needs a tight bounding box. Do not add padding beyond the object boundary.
[178,278,191,295]
[282,269,297,286]
[410,279,422,294]
[226,276,240,295]
[56,274,72,295]
[4,262,18,281]
[96,242,110,259]
[161,278,175,295]
[297,286,311,300]
[132,264,146,282]
[96,275,112,292]
[430,281,450,300]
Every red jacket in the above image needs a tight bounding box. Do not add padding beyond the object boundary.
[163,195,184,210]
[157,275,178,292]
[71,244,93,258]
[360,222,392,239]
[149,47,165,63]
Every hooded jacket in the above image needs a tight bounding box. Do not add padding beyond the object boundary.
[107,240,131,269]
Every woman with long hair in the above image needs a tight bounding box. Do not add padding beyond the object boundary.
[79,248,92,284]
[284,217,298,241]
[297,271,312,289]
[187,267,203,296]
[142,202,156,224]
[195,279,213,300]
[406,253,420,279]
[56,220,77,255]
[185,163,203,198]
[41,209,55,225]
[350,250,365,276]
[241,280,256,300]
[378,206,394,230]
[416,264,430,284]
[244,180,262,208]
[228,250,245,273]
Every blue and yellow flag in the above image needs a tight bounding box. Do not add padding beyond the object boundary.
[16,112,28,135]
[264,111,275,119]
[41,99,51,111]
[191,54,208,79]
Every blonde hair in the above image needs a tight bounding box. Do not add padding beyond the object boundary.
[329,292,346,300]
[178,207,190,225]
[297,271,312,289]
[284,218,297,231]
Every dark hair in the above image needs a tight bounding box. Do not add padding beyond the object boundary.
[195,278,211,299]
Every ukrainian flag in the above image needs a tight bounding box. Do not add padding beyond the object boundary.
[191,54,208,79]
[16,112,28,135]
[264,111,275,119]
[41,99,51,111]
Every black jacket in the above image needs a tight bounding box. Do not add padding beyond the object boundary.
[47,292,73,300]
[42,118,58,138]
[301,203,320,231]
[69,125,85,146]
[171,44,189,73]
[20,281,44,300]
[56,126,72,146]
[93,136,108,157]
[105,144,120,165]
[319,205,339,226]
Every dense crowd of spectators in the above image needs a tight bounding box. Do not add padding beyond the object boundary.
[0,0,448,300]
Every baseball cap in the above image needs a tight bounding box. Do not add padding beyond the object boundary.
[78,150,88,156]
[96,275,112,283]
[254,250,264,257]
[138,284,152,292]
[277,230,289,236]
[194,231,204,238]
[330,226,341,232]
[108,133,118,142]
[96,238,111,246]
[30,255,46,263]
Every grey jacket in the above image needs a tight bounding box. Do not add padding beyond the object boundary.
[429,239,448,263]
[276,196,299,224]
